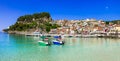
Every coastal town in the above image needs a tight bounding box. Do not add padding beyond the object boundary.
[3,12,120,38]
[48,19,120,38]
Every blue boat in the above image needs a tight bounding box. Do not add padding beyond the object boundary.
[52,40,65,45]
[53,35,65,45]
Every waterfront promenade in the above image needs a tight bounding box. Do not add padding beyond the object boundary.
[25,33,120,38]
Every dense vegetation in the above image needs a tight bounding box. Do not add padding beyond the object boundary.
[7,12,60,33]
[105,20,120,24]
[111,20,120,24]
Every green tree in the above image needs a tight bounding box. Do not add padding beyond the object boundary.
[33,12,50,19]
[17,15,33,22]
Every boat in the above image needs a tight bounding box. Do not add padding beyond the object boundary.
[38,41,51,46]
[38,36,51,46]
[53,36,65,45]
[52,40,65,45]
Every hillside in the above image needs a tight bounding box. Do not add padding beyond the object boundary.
[3,12,60,34]
[111,20,120,24]
[105,20,120,24]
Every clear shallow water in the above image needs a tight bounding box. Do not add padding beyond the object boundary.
[0,32,120,61]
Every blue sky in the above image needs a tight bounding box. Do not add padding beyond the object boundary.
[0,0,120,31]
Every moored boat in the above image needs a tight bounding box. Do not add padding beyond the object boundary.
[52,40,65,45]
[38,36,51,46]
[38,41,51,46]
[53,35,65,45]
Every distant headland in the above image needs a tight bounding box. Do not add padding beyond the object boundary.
[3,12,60,34]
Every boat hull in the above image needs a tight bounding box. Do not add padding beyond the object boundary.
[38,41,51,46]
[53,41,64,45]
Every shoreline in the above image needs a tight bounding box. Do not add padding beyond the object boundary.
[3,30,120,38]
[4,31,120,38]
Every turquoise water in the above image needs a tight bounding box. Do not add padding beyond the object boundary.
[0,32,120,61]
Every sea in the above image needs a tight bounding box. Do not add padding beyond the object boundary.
[0,32,120,61]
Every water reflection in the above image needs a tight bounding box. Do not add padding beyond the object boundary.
[65,37,120,48]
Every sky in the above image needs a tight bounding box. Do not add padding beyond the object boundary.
[0,0,120,31]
